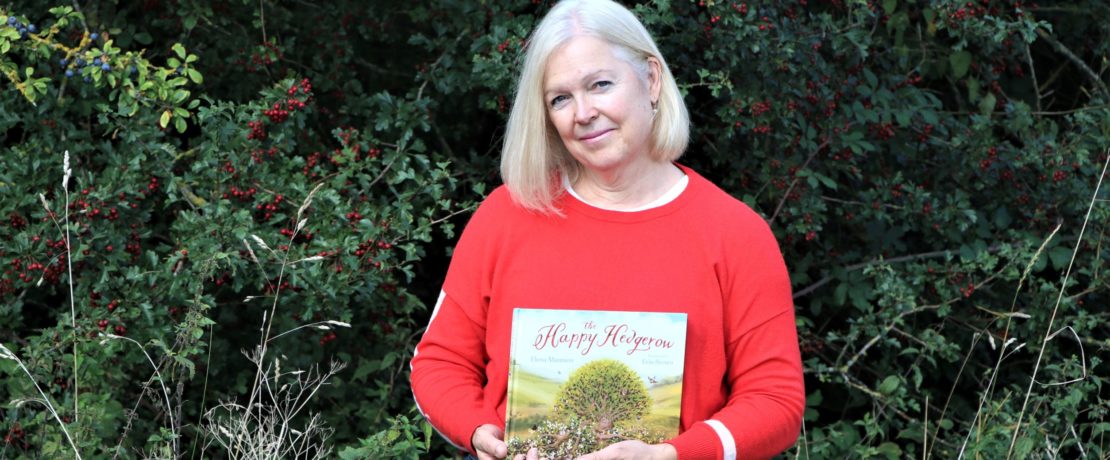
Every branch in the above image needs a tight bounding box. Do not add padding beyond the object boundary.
[1035,28,1109,99]
[793,249,951,299]
[1024,42,1042,112]
[768,138,830,225]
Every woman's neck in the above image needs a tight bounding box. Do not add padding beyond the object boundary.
[570,161,684,211]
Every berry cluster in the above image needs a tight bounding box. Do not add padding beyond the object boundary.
[8,212,27,230]
[224,185,258,202]
[279,226,314,244]
[4,15,35,40]
[263,79,312,123]
[868,122,896,141]
[353,239,392,270]
[250,146,278,163]
[55,30,124,84]
[319,331,338,346]
[255,193,284,221]
[980,146,999,171]
[246,120,266,140]
[262,276,301,295]
[3,422,28,451]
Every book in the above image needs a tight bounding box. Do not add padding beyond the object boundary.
[505,308,688,458]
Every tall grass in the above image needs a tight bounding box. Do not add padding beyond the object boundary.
[1007,151,1109,458]
[2,152,350,458]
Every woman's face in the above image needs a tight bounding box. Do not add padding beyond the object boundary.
[543,35,661,176]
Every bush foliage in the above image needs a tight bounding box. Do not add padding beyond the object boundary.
[2,0,1108,458]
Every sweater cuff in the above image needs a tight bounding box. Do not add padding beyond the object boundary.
[666,422,724,460]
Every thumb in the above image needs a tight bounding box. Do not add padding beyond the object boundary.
[473,424,508,458]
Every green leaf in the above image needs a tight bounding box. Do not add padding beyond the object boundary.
[876,442,901,459]
[160,110,172,128]
[172,43,187,59]
[882,0,898,15]
[380,351,397,370]
[173,354,196,378]
[949,50,972,79]
[187,68,203,84]
[1048,246,1072,270]
[878,375,900,394]
[978,93,997,115]
[834,283,848,306]
[806,389,823,406]
[993,207,1012,229]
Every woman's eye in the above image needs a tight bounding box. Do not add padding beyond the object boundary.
[550,95,568,107]
[593,80,613,89]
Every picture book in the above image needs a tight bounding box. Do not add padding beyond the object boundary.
[505,308,688,457]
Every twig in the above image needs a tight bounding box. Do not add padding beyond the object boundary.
[258,0,267,46]
[1030,104,1110,116]
[1035,28,1110,99]
[768,139,829,225]
[1024,42,1042,113]
[839,266,1000,373]
[1008,149,1110,458]
[794,249,952,299]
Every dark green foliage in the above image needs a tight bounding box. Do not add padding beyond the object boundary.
[1,0,1108,458]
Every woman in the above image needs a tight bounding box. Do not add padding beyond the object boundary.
[410,1,804,459]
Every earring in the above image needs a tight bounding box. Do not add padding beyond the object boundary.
[651,101,658,120]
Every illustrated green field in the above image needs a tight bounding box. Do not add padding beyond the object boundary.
[508,367,683,439]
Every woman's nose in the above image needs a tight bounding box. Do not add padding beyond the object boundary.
[574,98,598,124]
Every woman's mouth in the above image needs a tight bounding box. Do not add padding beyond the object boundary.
[579,129,613,141]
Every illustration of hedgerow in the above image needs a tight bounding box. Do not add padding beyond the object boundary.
[552,359,651,429]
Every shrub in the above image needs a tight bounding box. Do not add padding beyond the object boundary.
[2,1,1108,458]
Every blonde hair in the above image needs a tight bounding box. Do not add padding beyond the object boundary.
[500,0,690,214]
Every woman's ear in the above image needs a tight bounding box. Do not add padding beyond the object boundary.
[646,56,663,104]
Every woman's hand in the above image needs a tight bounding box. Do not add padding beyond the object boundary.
[575,440,677,460]
[472,424,541,460]
[472,424,509,460]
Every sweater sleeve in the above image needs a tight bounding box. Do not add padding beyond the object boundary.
[409,191,506,455]
[410,291,502,454]
[667,215,805,460]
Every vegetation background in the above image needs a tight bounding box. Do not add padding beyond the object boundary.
[1,0,1107,458]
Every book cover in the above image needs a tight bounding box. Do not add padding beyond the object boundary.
[505,308,688,457]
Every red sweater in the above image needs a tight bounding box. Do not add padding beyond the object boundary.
[410,165,804,459]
